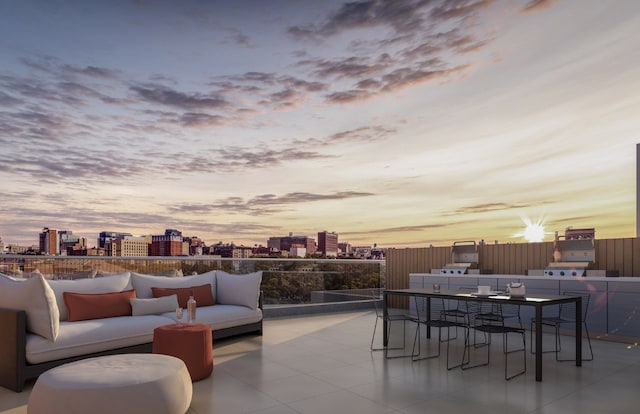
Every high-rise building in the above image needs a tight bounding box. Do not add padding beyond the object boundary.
[145,229,189,256]
[98,231,133,248]
[317,231,338,257]
[59,231,87,255]
[39,228,58,255]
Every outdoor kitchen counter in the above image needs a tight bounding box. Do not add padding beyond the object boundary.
[410,273,640,341]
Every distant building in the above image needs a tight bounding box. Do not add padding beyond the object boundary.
[338,242,352,257]
[268,233,316,255]
[98,231,133,249]
[251,245,271,256]
[211,242,253,258]
[0,236,4,253]
[353,246,372,259]
[39,228,58,255]
[317,231,338,257]
[149,234,184,256]
[289,245,307,258]
[6,244,33,254]
[59,231,87,255]
[105,235,151,256]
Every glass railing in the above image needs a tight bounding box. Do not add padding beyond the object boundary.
[0,255,384,314]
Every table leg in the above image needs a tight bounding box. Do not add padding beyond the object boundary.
[426,297,431,339]
[535,305,542,381]
[383,291,389,349]
[576,296,582,367]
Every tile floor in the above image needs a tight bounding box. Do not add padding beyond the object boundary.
[1,311,639,414]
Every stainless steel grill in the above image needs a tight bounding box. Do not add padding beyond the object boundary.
[440,241,479,275]
[544,228,595,276]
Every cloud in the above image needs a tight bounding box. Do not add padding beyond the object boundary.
[178,112,227,127]
[0,91,22,106]
[130,84,228,110]
[287,1,497,105]
[223,27,254,48]
[215,147,328,170]
[306,56,391,79]
[429,0,493,21]
[60,64,120,79]
[452,202,532,215]
[169,191,376,216]
[521,0,560,13]
[327,125,396,143]
[343,223,450,236]
[288,0,431,39]
[250,191,375,205]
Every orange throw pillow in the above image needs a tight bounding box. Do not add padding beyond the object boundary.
[151,284,214,308]
[64,290,136,322]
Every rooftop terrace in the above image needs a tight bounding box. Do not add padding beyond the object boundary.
[1,311,639,413]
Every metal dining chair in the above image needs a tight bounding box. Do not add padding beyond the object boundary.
[462,300,527,380]
[530,290,594,361]
[370,289,419,358]
[411,296,468,369]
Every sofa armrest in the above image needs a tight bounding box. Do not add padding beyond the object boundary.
[0,307,28,392]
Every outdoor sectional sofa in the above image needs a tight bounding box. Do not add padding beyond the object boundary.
[0,270,263,392]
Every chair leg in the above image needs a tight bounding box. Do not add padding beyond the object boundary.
[461,330,490,371]
[556,322,594,362]
[412,322,440,361]
[504,330,526,380]
[371,316,408,353]
[446,326,466,370]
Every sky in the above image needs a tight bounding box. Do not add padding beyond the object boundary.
[1,0,639,249]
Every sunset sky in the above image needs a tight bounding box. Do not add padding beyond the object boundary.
[1,0,639,249]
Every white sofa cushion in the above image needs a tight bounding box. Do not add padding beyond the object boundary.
[0,273,59,341]
[25,314,174,364]
[162,304,262,331]
[130,295,179,316]
[131,271,216,300]
[215,271,262,310]
[48,272,132,321]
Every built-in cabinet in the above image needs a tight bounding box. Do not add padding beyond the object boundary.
[409,273,640,341]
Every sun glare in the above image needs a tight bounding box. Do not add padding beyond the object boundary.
[514,216,548,242]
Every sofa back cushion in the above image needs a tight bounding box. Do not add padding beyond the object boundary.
[64,290,136,322]
[216,271,262,310]
[48,272,132,321]
[151,284,214,308]
[131,271,216,301]
[0,273,60,341]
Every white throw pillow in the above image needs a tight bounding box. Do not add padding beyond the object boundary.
[0,273,59,341]
[48,272,132,321]
[216,271,262,310]
[130,295,179,316]
[131,271,216,300]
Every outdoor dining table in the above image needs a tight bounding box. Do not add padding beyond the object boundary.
[383,288,582,381]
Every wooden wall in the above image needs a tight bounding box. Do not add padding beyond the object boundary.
[386,237,640,290]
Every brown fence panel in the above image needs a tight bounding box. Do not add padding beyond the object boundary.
[387,237,639,291]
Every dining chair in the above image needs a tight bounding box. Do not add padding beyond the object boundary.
[529,290,594,361]
[370,289,419,359]
[411,296,468,369]
[462,300,527,380]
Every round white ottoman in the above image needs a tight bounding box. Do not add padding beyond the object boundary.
[28,354,192,414]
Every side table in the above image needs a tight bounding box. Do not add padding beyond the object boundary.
[153,323,213,381]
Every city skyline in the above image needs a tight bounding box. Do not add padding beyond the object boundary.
[1,1,639,248]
